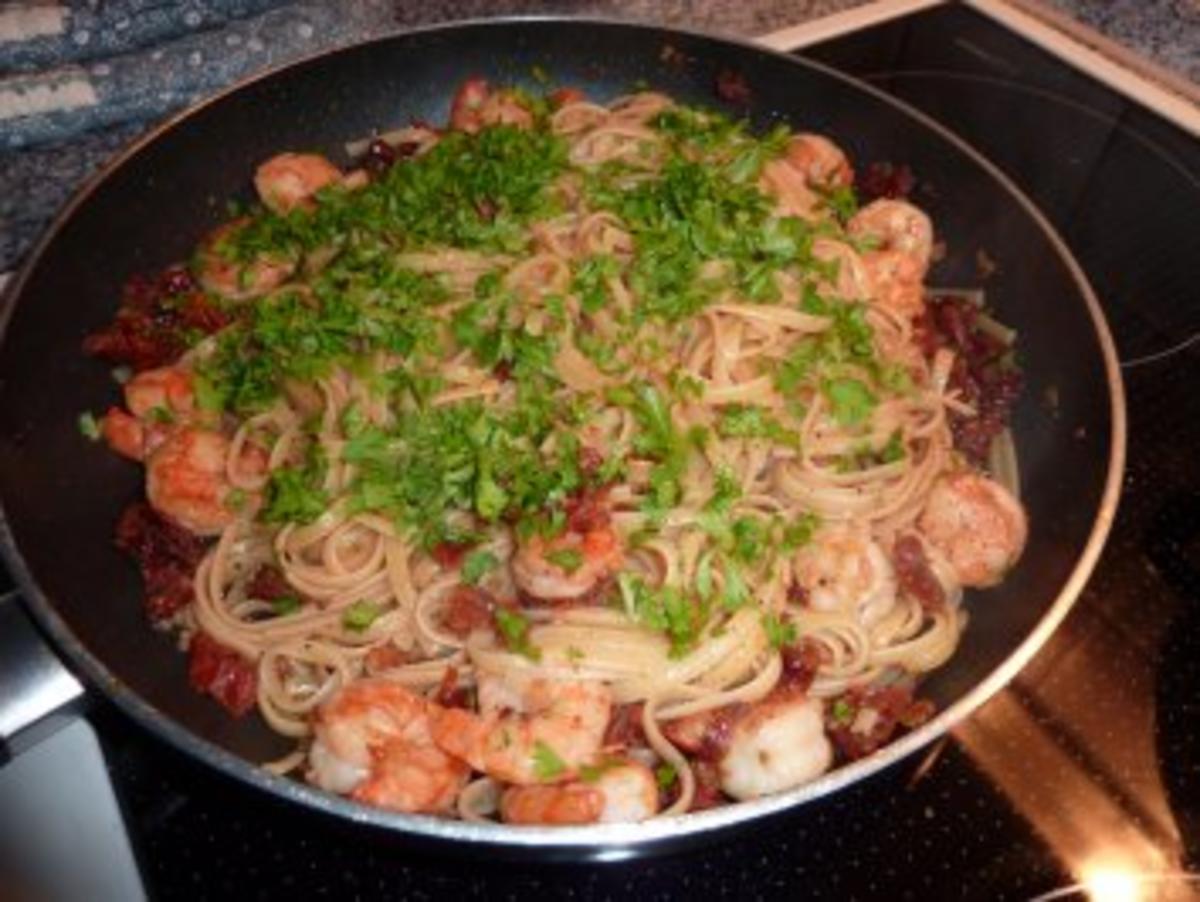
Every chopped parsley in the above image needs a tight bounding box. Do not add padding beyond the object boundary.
[823,377,877,427]
[572,254,619,313]
[460,549,499,585]
[655,763,678,790]
[262,459,329,525]
[544,547,585,573]
[830,698,855,725]
[342,600,382,633]
[494,608,541,661]
[531,740,567,780]
[78,411,101,441]
[272,595,302,616]
[781,512,821,551]
[717,405,801,448]
[619,573,703,657]
[578,758,619,783]
[762,612,797,649]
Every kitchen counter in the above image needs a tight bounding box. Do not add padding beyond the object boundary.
[1,0,1197,272]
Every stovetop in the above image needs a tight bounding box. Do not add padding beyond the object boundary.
[4,5,1200,899]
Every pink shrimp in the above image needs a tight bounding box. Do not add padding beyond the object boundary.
[145,427,261,535]
[101,366,197,461]
[430,673,612,785]
[511,524,623,602]
[253,152,343,214]
[500,760,659,825]
[759,133,853,220]
[783,133,853,189]
[449,78,533,133]
[124,366,195,420]
[917,472,1028,588]
[849,199,934,319]
[308,679,469,814]
[194,219,297,301]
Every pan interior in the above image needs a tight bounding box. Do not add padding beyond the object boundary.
[0,19,1115,838]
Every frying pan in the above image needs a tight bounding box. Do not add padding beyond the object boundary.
[0,18,1124,858]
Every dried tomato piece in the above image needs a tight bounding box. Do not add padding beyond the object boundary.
[892,535,946,611]
[115,502,210,622]
[441,585,498,638]
[188,631,258,716]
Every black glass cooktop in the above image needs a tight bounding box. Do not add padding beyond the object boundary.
[10,5,1200,899]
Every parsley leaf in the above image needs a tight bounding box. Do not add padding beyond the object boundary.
[831,698,855,725]
[460,549,499,585]
[544,547,584,573]
[619,574,702,657]
[342,600,382,632]
[823,377,877,427]
[494,608,541,661]
[781,512,821,551]
[717,405,801,449]
[78,411,101,441]
[262,465,329,525]
[532,740,567,781]
[272,595,302,616]
[762,612,797,649]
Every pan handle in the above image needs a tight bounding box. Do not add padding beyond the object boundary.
[0,591,86,763]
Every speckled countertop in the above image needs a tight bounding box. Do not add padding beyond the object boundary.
[1,0,1197,272]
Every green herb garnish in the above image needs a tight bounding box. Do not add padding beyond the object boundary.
[460,549,499,585]
[342,600,382,633]
[532,740,567,780]
[272,595,302,616]
[544,547,584,573]
[494,608,541,661]
[762,612,797,649]
[78,411,101,442]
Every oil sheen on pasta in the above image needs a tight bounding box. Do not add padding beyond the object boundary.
[86,80,1028,825]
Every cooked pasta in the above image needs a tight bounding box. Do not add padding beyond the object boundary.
[86,79,1028,824]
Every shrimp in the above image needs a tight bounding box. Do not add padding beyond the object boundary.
[125,366,195,420]
[758,158,819,220]
[862,250,926,320]
[430,673,612,785]
[718,695,833,800]
[253,152,343,214]
[100,407,147,461]
[448,78,533,133]
[849,199,933,269]
[511,524,623,602]
[450,77,490,132]
[145,427,254,535]
[792,523,898,628]
[849,199,934,319]
[811,237,872,300]
[194,219,297,301]
[784,133,853,189]
[479,90,534,130]
[500,760,659,825]
[917,472,1028,588]
[758,134,853,220]
[101,367,197,461]
[308,679,469,814]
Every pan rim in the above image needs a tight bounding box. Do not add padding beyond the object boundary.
[0,13,1127,852]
